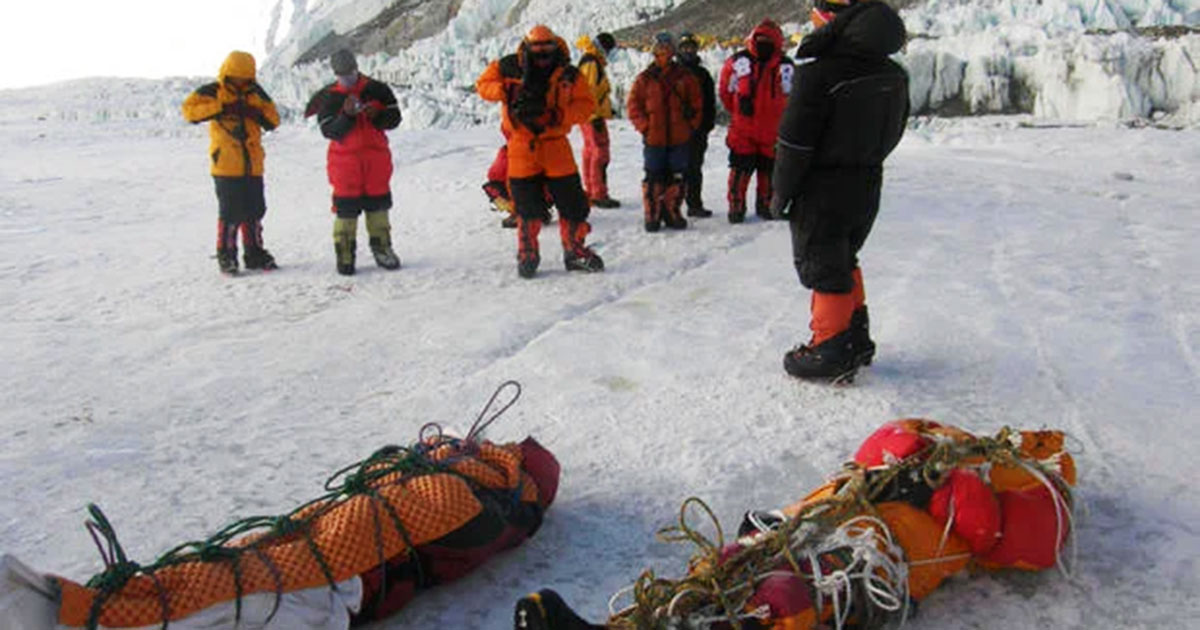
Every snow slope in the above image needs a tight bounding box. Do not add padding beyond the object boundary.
[1,83,1199,628]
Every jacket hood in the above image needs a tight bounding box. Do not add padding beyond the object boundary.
[795,1,906,60]
[219,51,257,82]
[746,19,785,60]
[517,34,571,68]
[575,35,606,63]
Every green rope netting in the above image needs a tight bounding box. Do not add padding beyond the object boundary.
[79,381,523,630]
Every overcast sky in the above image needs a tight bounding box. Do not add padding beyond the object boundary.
[0,1,274,88]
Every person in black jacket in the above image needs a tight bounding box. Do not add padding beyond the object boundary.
[770,0,910,380]
[676,32,717,218]
[304,49,403,275]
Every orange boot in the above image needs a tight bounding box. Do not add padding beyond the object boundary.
[783,291,858,380]
[560,219,604,273]
[517,217,542,278]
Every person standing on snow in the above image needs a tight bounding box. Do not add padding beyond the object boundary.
[718,19,794,223]
[575,32,620,209]
[627,32,703,232]
[182,51,281,275]
[676,32,717,219]
[305,49,402,275]
[771,0,909,380]
[476,24,604,279]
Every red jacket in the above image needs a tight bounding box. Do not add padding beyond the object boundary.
[306,75,402,200]
[718,20,795,154]
[627,62,702,148]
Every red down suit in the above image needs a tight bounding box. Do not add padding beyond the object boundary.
[307,75,402,214]
[718,20,794,158]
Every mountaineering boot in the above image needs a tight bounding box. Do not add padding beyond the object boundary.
[662,178,688,230]
[727,168,752,224]
[216,218,240,274]
[216,248,239,275]
[517,217,542,279]
[851,305,876,367]
[591,196,620,209]
[642,179,661,232]
[755,162,775,221]
[239,219,275,269]
[243,247,278,271]
[687,205,714,218]
[560,220,604,273]
[365,211,401,270]
[513,589,603,630]
[369,237,401,270]
[783,328,859,381]
[501,213,519,229]
[333,216,357,276]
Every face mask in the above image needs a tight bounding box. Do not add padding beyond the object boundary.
[678,49,699,64]
[336,74,357,89]
[755,40,775,59]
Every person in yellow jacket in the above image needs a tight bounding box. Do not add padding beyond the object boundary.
[574,33,619,209]
[181,51,281,275]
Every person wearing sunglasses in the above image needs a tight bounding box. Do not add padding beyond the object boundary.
[476,25,604,279]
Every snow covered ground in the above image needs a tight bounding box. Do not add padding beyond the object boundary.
[1,98,1199,628]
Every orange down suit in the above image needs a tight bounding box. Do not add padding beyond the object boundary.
[475,37,595,179]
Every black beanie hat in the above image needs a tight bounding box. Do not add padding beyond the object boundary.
[330,49,358,76]
[596,32,616,53]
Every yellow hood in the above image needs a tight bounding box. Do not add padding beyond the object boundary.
[575,35,605,63]
[219,51,257,82]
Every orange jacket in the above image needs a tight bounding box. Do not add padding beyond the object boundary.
[476,36,595,178]
[627,62,702,147]
[181,51,280,177]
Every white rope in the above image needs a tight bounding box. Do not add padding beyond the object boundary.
[798,515,910,630]
[1017,459,1076,579]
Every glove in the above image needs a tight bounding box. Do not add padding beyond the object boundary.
[591,118,605,133]
[768,193,792,220]
[361,100,383,117]
[738,95,754,116]
[222,101,254,117]
[342,94,363,116]
[514,86,547,132]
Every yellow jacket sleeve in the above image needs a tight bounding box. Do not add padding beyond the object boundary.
[181,84,222,124]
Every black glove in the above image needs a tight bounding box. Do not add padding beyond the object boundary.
[768,193,792,220]
[514,86,547,132]
[738,95,754,116]
[591,118,605,133]
[222,101,254,118]
[771,141,812,220]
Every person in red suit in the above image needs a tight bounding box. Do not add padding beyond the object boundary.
[717,19,794,223]
[306,49,402,275]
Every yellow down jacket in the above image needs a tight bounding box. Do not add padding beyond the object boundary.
[181,51,280,177]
